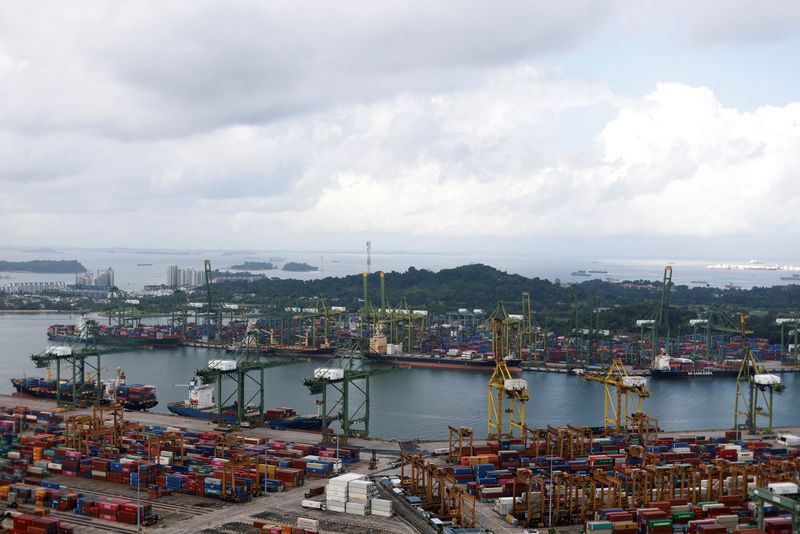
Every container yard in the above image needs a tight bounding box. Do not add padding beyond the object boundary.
[0,365,798,534]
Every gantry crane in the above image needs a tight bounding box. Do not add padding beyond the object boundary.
[734,314,783,433]
[194,326,299,427]
[776,314,800,364]
[303,339,401,442]
[635,266,673,363]
[29,317,138,407]
[584,359,650,431]
[487,304,529,440]
[203,259,223,343]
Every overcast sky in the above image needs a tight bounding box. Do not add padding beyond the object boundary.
[1,1,799,258]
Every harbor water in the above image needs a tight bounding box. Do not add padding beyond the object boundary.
[2,247,800,290]
[1,313,799,440]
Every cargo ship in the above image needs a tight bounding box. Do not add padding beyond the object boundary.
[650,350,739,379]
[11,367,158,410]
[365,344,521,371]
[270,344,335,359]
[168,375,324,429]
[47,316,181,349]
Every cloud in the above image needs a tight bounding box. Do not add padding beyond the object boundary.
[232,81,800,240]
[0,1,607,139]
[1,2,800,251]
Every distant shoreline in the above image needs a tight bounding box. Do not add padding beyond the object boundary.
[0,259,87,274]
[0,310,89,314]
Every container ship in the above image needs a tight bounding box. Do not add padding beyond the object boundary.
[366,339,521,371]
[269,344,335,359]
[650,351,740,379]
[11,368,158,410]
[168,375,324,429]
[47,316,181,349]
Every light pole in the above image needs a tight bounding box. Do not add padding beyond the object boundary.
[547,457,554,528]
[136,462,142,533]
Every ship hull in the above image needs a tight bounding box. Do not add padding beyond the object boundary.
[168,403,324,429]
[365,353,522,372]
[270,346,335,359]
[47,333,180,349]
[650,369,740,379]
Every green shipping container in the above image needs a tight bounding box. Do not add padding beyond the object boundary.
[647,519,673,528]
[672,512,694,521]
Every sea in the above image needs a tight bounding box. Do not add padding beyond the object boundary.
[1,248,799,439]
[1,246,800,291]
[1,312,798,441]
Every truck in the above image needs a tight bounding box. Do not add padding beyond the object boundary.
[304,486,325,498]
[301,500,326,511]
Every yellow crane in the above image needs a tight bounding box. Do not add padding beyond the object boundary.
[584,359,650,431]
[488,304,529,439]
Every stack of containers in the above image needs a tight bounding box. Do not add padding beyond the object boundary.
[204,477,222,498]
[347,479,378,515]
[326,473,364,513]
[296,517,320,532]
[586,520,613,534]
[371,498,393,517]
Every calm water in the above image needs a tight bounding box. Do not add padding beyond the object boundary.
[1,313,798,439]
[1,247,799,290]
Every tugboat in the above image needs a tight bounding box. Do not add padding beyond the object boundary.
[11,366,158,410]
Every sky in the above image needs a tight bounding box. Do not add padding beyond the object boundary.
[1,1,799,259]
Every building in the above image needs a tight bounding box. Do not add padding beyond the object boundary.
[1,281,67,295]
[166,265,206,288]
[166,265,180,287]
[75,267,115,288]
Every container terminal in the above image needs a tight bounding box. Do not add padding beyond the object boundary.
[3,266,799,534]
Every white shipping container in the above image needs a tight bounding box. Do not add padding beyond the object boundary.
[302,500,323,509]
[753,374,780,385]
[297,518,320,530]
[768,482,798,495]
[622,376,647,387]
[503,378,528,391]
[208,359,237,371]
[314,367,345,380]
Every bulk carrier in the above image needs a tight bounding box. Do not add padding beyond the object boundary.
[11,367,158,410]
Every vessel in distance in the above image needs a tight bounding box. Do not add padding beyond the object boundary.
[47,316,181,349]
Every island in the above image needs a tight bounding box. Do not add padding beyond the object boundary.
[229,261,276,271]
[282,262,319,272]
[0,260,87,273]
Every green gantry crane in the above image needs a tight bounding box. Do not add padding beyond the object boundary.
[303,339,402,443]
[734,314,784,434]
[29,317,138,407]
[194,327,299,427]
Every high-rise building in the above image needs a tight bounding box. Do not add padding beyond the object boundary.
[75,267,115,288]
[167,266,205,288]
[166,265,179,287]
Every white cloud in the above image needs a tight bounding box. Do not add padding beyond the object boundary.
[232,81,800,240]
[1,2,800,251]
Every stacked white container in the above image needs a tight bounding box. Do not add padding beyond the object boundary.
[346,479,378,515]
[371,498,393,517]
[297,518,320,532]
[326,473,365,513]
